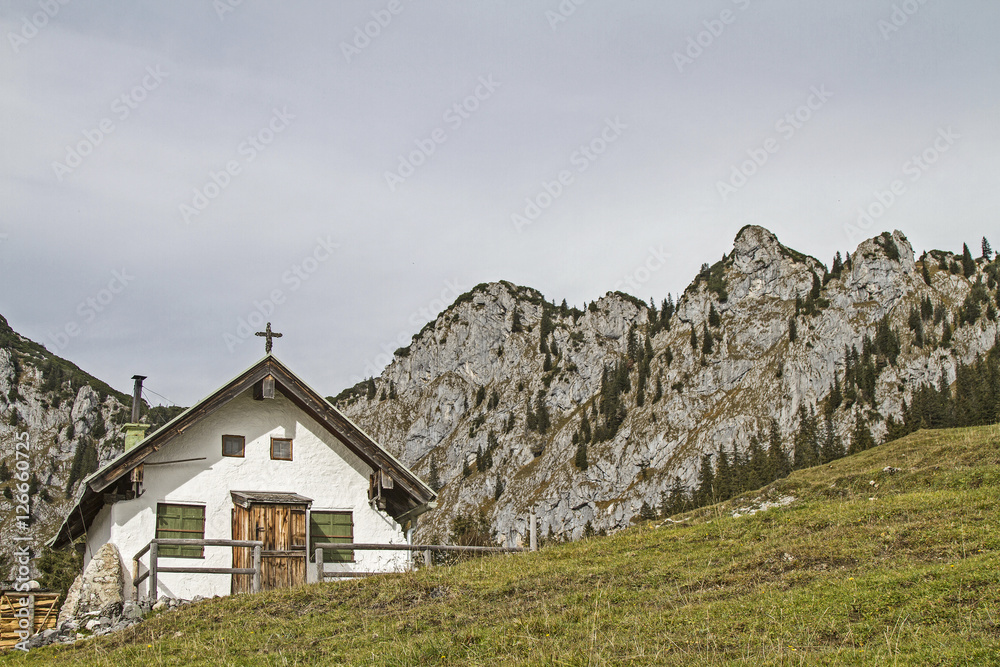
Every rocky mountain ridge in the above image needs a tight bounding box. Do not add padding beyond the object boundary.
[0,316,179,582]
[336,227,999,544]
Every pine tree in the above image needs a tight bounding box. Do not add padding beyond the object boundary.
[849,413,875,454]
[475,386,486,407]
[747,434,766,490]
[829,371,843,412]
[708,303,721,327]
[574,441,588,471]
[539,305,554,343]
[534,390,551,434]
[666,476,687,516]
[365,378,376,400]
[690,326,698,351]
[831,251,844,279]
[428,458,442,491]
[626,324,639,362]
[962,243,976,278]
[922,259,932,286]
[789,316,797,343]
[695,453,715,506]
[810,272,821,300]
[792,406,819,469]
[819,415,844,463]
[702,323,713,354]
[714,446,731,500]
[982,236,993,260]
[661,294,674,329]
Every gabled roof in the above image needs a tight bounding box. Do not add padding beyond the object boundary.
[50,354,435,548]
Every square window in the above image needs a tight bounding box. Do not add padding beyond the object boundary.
[155,503,205,558]
[222,435,245,457]
[271,437,292,460]
[310,511,353,563]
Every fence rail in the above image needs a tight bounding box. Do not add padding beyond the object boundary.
[131,512,541,595]
[133,539,264,601]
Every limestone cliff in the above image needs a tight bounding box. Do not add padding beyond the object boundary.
[338,228,999,544]
[0,316,155,582]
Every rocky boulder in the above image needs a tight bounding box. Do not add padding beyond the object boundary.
[58,542,123,624]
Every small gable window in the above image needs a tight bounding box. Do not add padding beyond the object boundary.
[222,434,245,457]
[271,437,292,461]
[155,503,205,558]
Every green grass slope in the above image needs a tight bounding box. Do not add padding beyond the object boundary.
[5,425,1000,665]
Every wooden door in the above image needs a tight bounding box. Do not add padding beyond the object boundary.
[232,503,307,593]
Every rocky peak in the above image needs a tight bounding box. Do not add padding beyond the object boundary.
[731,225,784,274]
[842,230,916,306]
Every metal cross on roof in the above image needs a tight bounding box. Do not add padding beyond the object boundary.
[255,322,283,354]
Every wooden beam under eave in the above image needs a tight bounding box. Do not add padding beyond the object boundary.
[90,365,272,492]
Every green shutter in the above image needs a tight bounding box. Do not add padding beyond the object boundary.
[310,512,353,563]
[156,504,205,558]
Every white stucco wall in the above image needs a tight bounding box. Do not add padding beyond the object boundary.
[85,388,412,600]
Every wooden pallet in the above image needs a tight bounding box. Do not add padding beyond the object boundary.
[0,591,60,650]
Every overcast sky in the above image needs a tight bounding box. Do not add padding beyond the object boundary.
[2,1,998,407]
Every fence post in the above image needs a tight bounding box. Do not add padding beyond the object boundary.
[132,556,139,602]
[315,548,323,582]
[423,549,432,567]
[529,511,538,552]
[252,545,262,593]
[148,542,158,601]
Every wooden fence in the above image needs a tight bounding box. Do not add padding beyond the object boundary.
[0,591,59,650]
[133,539,263,601]
[133,512,541,594]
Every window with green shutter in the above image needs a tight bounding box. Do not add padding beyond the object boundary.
[310,511,353,563]
[155,503,205,558]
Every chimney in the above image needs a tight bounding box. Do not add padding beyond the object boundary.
[124,374,150,452]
